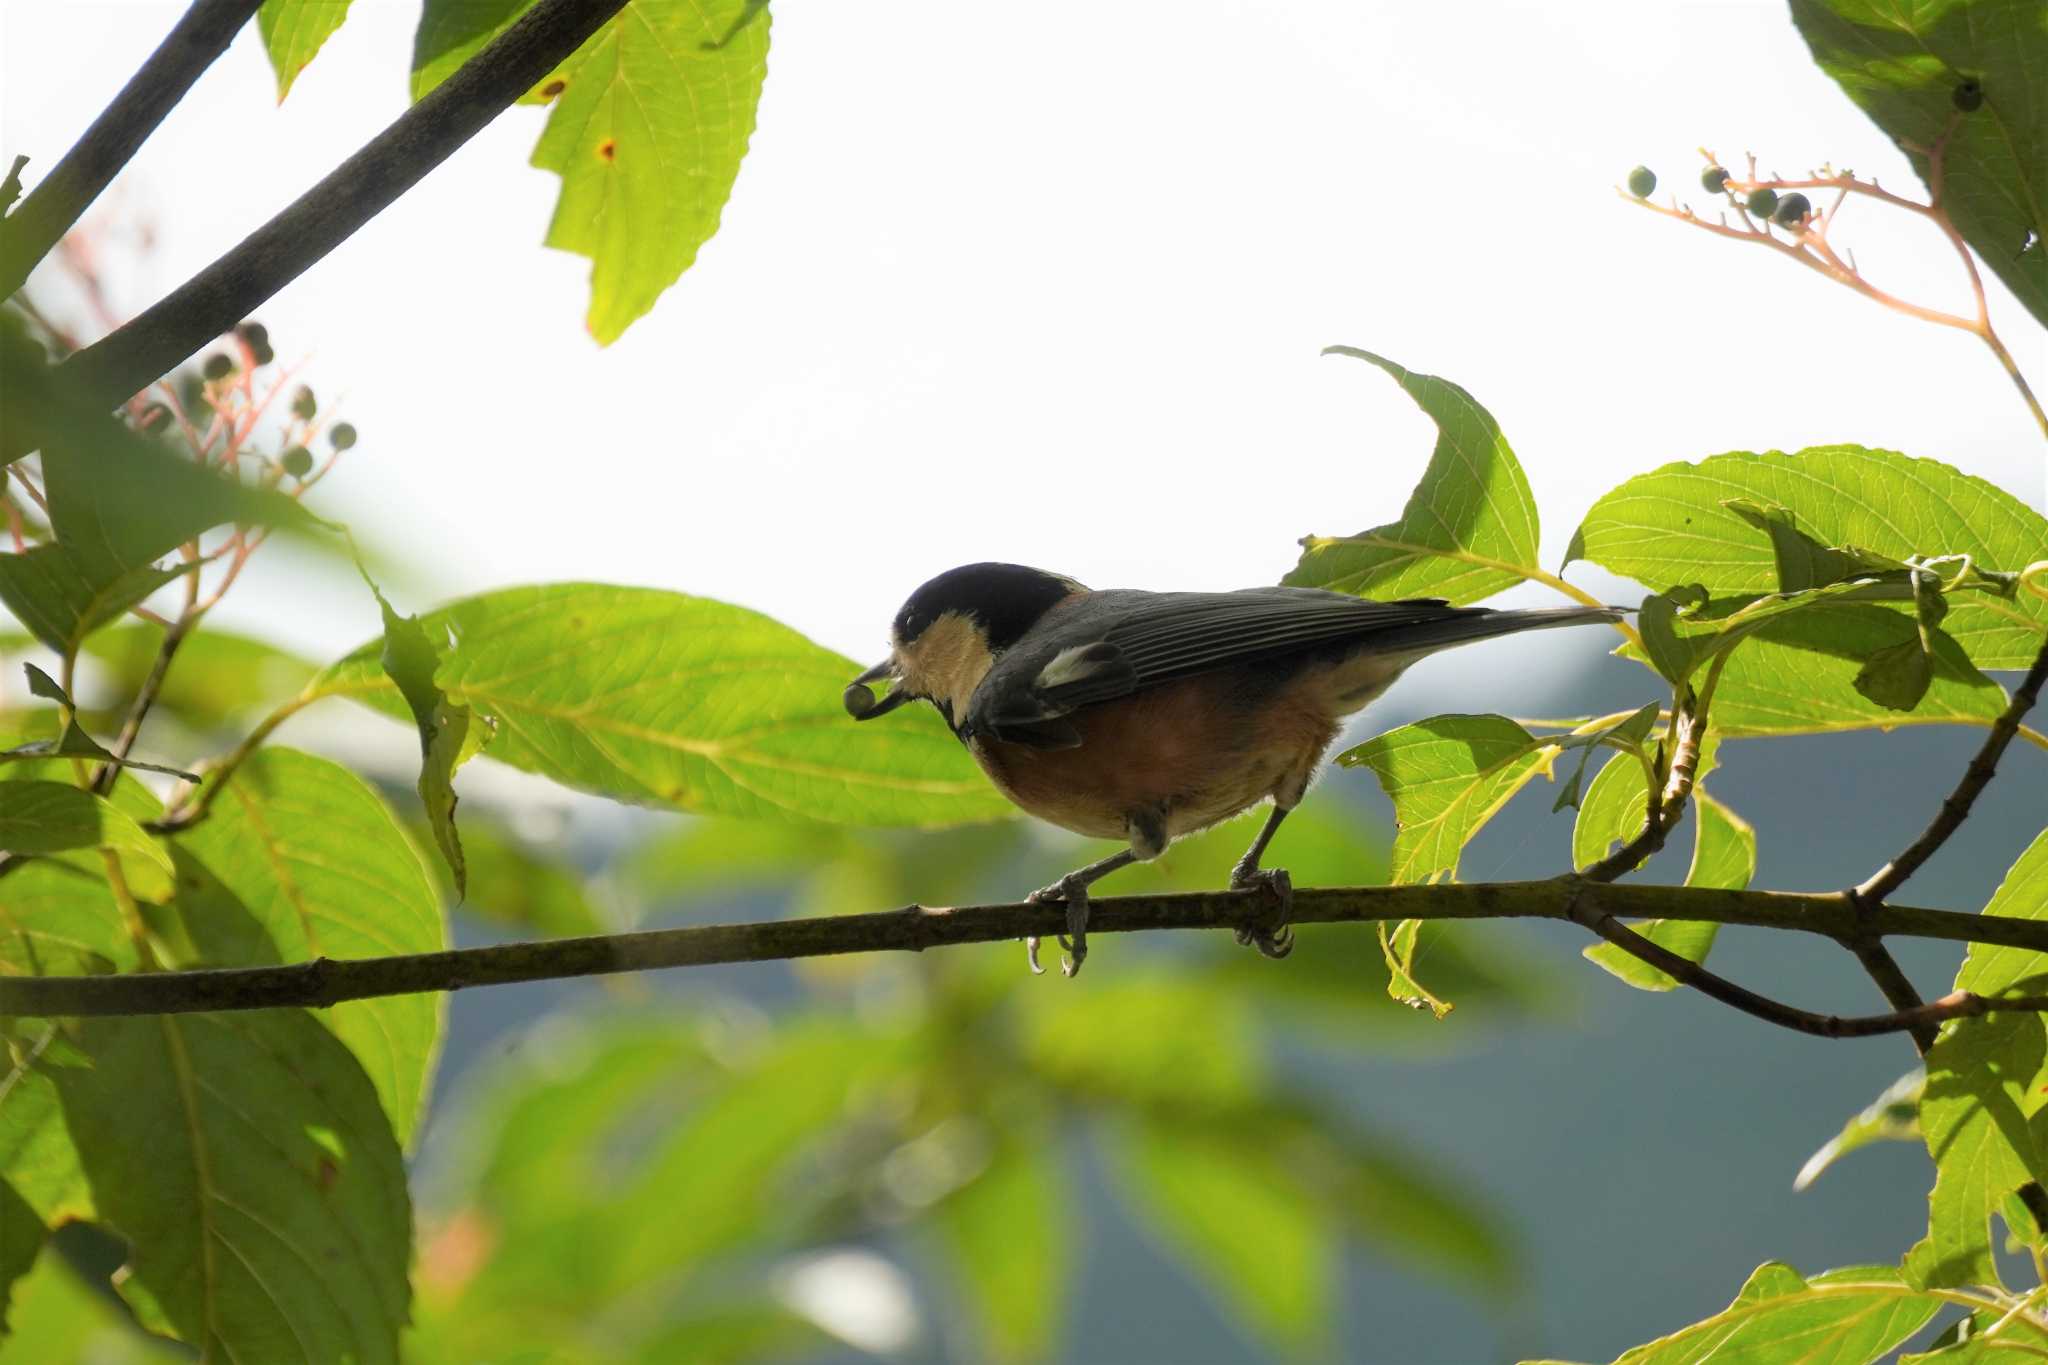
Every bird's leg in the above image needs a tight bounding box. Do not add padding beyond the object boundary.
[1025,848,1137,977]
[1230,804,1295,959]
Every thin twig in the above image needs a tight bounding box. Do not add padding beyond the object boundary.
[1854,635,2048,907]
[89,613,191,796]
[1580,692,1707,882]
[3,879,2047,1019]
[0,0,263,299]
[42,0,632,420]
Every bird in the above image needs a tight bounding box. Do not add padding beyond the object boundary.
[843,562,1621,975]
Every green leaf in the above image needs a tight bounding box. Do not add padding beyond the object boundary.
[1,665,195,781]
[0,1023,95,1337]
[0,781,170,880]
[1907,829,2048,1289]
[76,622,316,732]
[1597,1261,1943,1365]
[1571,447,2048,669]
[929,1115,1069,1364]
[1721,497,1912,592]
[1899,1303,2048,1362]
[168,749,447,1144]
[374,583,474,897]
[1791,0,2048,330]
[1340,713,1554,884]
[1286,348,1542,604]
[0,1245,184,1363]
[1378,917,1452,1018]
[1795,1070,1924,1192]
[256,0,355,99]
[424,810,604,938]
[1107,1114,1334,1358]
[46,1010,411,1361]
[318,583,1010,828]
[1550,701,1661,813]
[411,1,771,344]
[1581,789,1753,992]
[0,555,185,659]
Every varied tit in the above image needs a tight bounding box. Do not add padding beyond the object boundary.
[845,562,1621,975]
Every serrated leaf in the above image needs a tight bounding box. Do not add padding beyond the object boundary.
[1340,713,1553,884]
[1572,446,2048,669]
[1791,0,2048,331]
[411,0,771,344]
[316,583,1010,828]
[1906,830,2048,1289]
[1600,1261,1943,1365]
[1378,917,1452,1018]
[929,1115,1068,1364]
[167,748,447,1144]
[1287,348,1541,604]
[1795,1070,1924,1192]
[257,0,354,100]
[374,584,472,897]
[0,781,170,881]
[46,1010,411,1361]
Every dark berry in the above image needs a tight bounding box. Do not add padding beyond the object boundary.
[1701,166,1730,194]
[1627,165,1657,198]
[1953,79,1983,113]
[328,422,358,452]
[1771,192,1812,226]
[236,321,268,350]
[1746,187,1779,219]
[281,446,314,478]
[291,385,317,421]
[201,353,234,382]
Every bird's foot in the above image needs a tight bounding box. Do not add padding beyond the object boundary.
[1024,873,1094,977]
[1229,865,1294,959]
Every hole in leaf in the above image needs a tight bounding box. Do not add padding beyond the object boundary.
[597,139,616,162]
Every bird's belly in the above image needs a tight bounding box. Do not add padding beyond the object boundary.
[969,675,1333,841]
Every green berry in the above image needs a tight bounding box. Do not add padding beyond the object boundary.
[1701,165,1730,194]
[291,385,317,421]
[1627,165,1657,198]
[201,352,233,382]
[328,422,358,452]
[281,446,314,478]
[1953,79,1983,112]
[1746,187,1779,219]
[1771,191,1812,226]
[236,322,274,367]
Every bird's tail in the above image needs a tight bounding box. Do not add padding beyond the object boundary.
[1376,604,1626,655]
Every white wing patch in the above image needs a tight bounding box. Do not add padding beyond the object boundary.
[1036,641,1124,691]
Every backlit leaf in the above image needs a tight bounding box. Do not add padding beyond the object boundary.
[257,0,355,99]
[1287,349,1542,604]
[1794,1070,1923,1192]
[0,782,169,881]
[1581,788,1753,992]
[1590,1261,1943,1365]
[929,1114,1068,1363]
[374,583,473,896]
[1340,713,1554,884]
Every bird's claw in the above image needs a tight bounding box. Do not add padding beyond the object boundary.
[1025,874,1093,976]
[1230,865,1295,959]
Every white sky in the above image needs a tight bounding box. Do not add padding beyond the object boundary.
[4,0,2045,691]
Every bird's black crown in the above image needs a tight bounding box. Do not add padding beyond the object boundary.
[894,562,1078,652]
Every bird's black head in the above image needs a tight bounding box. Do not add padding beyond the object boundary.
[892,562,1084,652]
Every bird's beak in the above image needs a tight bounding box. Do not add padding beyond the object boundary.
[844,659,912,720]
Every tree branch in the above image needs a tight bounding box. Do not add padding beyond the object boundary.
[1855,634,2048,907]
[32,0,630,422]
[0,0,263,301]
[4,879,2047,1020]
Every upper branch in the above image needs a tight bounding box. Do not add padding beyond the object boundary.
[2,879,2044,1020]
[38,0,631,420]
[0,0,263,300]
[1854,634,2048,907]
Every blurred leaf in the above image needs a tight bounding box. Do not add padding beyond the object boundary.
[1107,1115,1333,1359]
[1582,790,1752,992]
[78,622,316,734]
[168,748,446,1144]
[318,584,1011,827]
[411,1,771,344]
[1907,829,2048,1289]
[1792,0,2048,330]
[1795,1070,1924,1192]
[0,664,193,781]
[0,1021,93,1335]
[1287,348,1541,604]
[0,1246,183,1363]
[47,1010,411,1361]
[0,781,169,880]
[374,582,474,896]
[1018,972,1259,1109]
[1586,1261,1943,1365]
[928,1114,1068,1363]
[426,811,603,938]
[625,817,853,903]
[1571,447,2048,669]
[257,0,354,99]
[1341,713,1554,884]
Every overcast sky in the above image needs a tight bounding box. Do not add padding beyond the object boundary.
[5,0,2044,701]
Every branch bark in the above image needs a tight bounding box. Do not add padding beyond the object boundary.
[27,0,629,424]
[3,879,2043,1020]
[0,0,263,300]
